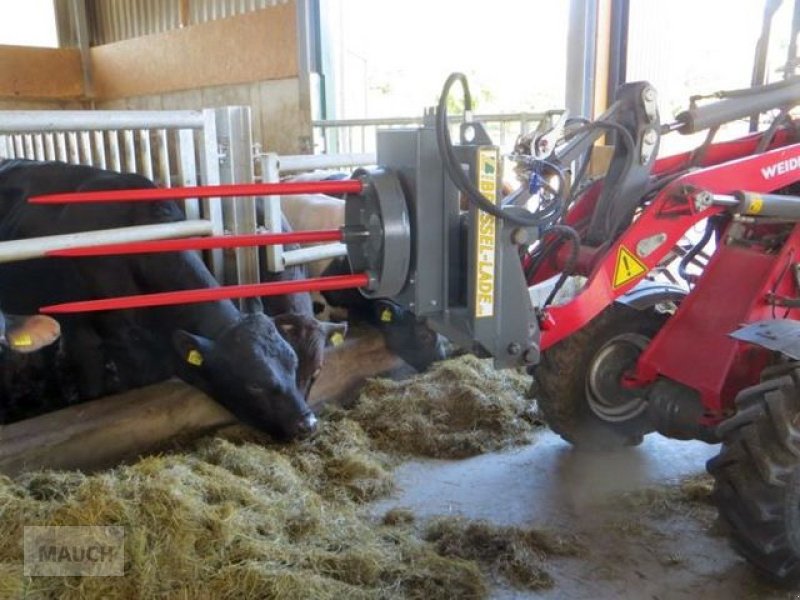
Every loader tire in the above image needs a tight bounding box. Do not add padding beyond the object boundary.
[533,303,665,450]
[708,367,800,585]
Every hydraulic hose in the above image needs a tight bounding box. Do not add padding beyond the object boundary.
[678,219,715,284]
[435,73,564,228]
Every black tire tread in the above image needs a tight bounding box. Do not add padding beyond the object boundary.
[708,368,800,585]
[535,303,666,450]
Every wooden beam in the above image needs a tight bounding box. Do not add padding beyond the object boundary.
[90,4,298,101]
[0,328,406,475]
[0,45,83,100]
[179,0,190,28]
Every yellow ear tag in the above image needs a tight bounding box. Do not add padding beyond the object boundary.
[330,332,345,347]
[186,349,204,366]
[380,308,393,323]
[10,334,33,347]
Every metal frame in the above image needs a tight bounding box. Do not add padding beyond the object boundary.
[255,150,371,274]
[312,113,546,155]
[539,130,800,348]
[0,107,234,279]
[566,0,599,119]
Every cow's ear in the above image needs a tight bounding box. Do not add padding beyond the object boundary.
[172,330,213,368]
[320,321,348,348]
[242,297,264,314]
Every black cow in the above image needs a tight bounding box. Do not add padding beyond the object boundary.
[0,159,316,440]
[255,214,347,397]
[321,257,449,372]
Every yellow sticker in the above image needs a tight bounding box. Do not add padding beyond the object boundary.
[747,194,764,215]
[186,349,204,366]
[330,332,345,347]
[10,334,32,347]
[475,148,498,318]
[380,308,393,323]
[613,246,648,288]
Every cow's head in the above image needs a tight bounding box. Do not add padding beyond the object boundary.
[274,313,348,397]
[0,314,61,354]
[375,301,448,372]
[172,312,317,440]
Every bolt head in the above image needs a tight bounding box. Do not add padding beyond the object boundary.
[511,228,530,245]
[523,347,539,364]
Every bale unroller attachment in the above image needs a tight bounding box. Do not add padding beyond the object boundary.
[30,172,414,316]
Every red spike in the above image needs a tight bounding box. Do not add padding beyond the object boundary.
[28,180,364,204]
[40,273,370,314]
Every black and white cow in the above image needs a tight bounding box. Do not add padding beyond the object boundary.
[0,159,316,440]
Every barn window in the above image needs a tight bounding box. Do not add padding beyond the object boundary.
[0,0,59,47]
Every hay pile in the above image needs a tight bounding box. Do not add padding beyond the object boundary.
[423,517,585,591]
[0,419,488,599]
[615,474,715,517]
[0,356,550,598]
[345,355,541,458]
[606,473,718,539]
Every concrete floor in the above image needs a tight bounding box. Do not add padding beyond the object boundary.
[371,431,793,599]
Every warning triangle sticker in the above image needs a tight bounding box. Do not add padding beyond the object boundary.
[613,245,648,288]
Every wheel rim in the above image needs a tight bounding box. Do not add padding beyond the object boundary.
[586,333,650,423]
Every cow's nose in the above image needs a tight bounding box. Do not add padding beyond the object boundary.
[296,413,318,438]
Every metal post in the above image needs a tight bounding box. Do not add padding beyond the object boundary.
[214,106,258,293]
[259,152,285,273]
[566,0,599,119]
[69,0,94,100]
[200,108,225,280]
[607,0,629,105]
[295,0,319,154]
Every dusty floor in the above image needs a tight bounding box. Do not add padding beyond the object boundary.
[371,431,796,600]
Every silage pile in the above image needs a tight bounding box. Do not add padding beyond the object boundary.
[345,354,542,458]
[0,356,548,598]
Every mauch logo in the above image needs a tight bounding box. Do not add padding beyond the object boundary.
[762,156,800,180]
[24,526,124,577]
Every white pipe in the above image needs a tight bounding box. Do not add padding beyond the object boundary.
[283,243,347,267]
[0,110,206,133]
[0,220,213,263]
[277,153,376,172]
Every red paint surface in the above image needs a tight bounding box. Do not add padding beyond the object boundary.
[29,179,364,204]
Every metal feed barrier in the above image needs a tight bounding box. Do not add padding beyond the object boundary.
[0,107,375,286]
[0,107,259,286]
[255,151,376,273]
[312,112,547,156]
